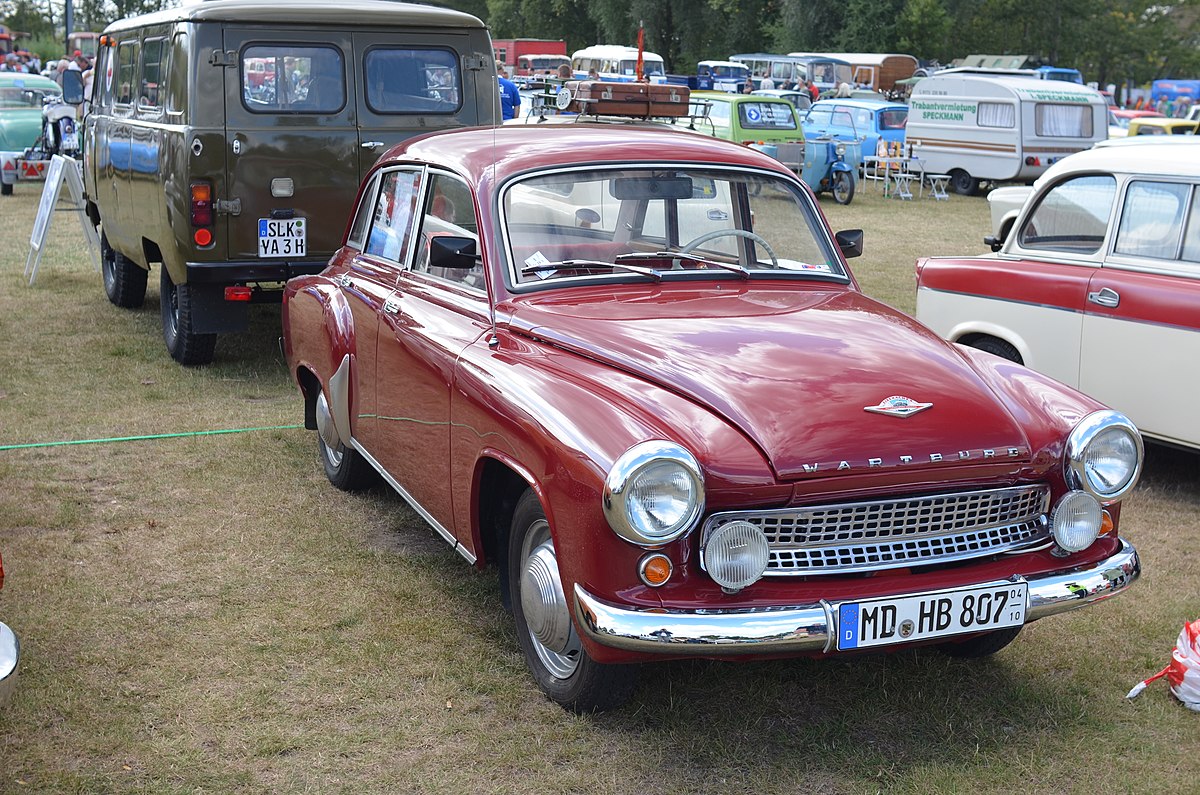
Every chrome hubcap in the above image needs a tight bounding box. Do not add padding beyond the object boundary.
[520,518,580,679]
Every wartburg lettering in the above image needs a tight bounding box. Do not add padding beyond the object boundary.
[799,447,1026,475]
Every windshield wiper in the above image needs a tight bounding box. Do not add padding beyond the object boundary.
[521,258,663,282]
[616,251,751,279]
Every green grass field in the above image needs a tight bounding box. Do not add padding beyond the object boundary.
[1,176,1198,794]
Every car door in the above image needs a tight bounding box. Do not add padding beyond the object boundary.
[372,169,491,542]
[1079,179,1200,447]
[222,28,359,263]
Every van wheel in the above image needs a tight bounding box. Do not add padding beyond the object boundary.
[160,267,216,366]
[950,170,979,196]
[967,336,1022,364]
[509,489,638,713]
[1,182,12,196]
[101,233,148,308]
[831,171,855,205]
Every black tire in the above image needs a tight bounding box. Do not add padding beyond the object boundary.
[508,489,638,713]
[160,266,217,366]
[950,169,980,196]
[968,336,1022,364]
[101,232,148,308]
[832,170,855,205]
[1,182,12,196]
[937,626,1022,659]
[317,433,377,491]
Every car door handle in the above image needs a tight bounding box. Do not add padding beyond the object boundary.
[336,273,352,289]
[382,297,400,315]
[361,141,384,150]
[1087,287,1120,308]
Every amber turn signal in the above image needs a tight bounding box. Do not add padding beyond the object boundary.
[1101,510,1115,537]
[638,553,672,587]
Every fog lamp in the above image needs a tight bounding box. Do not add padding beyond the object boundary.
[1051,490,1102,553]
[702,520,769,592]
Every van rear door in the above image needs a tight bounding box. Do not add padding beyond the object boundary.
[353,31,492,181]
[222,29,360,264]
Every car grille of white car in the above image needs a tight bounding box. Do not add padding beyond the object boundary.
[702,484,1051,576]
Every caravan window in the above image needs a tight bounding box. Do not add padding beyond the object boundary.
[1018,175,1115,254]
[977,102,1015,128]
[1035,103,1094,137]
[364,48,461,113]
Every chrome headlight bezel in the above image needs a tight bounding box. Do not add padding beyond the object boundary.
[1065,410,1143,503]
[603,441,705,548]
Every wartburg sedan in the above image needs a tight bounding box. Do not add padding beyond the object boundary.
[282,125,1142,712]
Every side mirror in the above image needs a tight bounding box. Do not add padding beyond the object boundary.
[835,228,863,259]
[984,235,1002,252]
[61,69,84,105]
[428,235,480,270]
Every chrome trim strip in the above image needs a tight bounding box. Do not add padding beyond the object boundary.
[329,354,353,449]
[573,539,1139,655]
[0,621,18,707]
[350,440,477,565]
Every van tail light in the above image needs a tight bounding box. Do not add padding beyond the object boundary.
[1024,156,1041,166]
[190,181,215,247]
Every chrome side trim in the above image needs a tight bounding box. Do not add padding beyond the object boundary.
[350,440,477,565]
[573,539,1140,655]
[0,621,18,707]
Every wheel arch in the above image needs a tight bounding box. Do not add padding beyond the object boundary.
[952,323,1029,365]
[472,454,541,609]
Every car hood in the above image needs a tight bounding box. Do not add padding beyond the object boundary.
[506,284,1032,480]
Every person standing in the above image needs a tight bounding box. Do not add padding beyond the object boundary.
[497,63,521,121]
[760,72,775,90]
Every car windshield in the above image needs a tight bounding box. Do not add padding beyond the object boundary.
[0,85,59,108]
[503,166,846,286]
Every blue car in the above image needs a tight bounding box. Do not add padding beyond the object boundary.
[802,98,908,158]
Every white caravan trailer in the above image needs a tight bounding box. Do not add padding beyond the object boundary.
[906,69,1107,195]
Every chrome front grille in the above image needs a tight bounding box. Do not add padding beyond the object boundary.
[700,484,1051,576]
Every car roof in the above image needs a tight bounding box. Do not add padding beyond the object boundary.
[1046,139,1200,178]
[102,0,485,32]
[0,72,61,91]
[811,98,906,110]
[385,124,794,187]
[694,91,792,104]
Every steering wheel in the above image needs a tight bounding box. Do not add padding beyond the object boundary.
[679,229,779,269]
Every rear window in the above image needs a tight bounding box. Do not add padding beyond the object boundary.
[364,48,461,113]
[1114,181,1191,261]
[738,102,796,130]
[241,45,345,114]
[879,108,907,130]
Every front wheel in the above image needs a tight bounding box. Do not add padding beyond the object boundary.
[101,232,147,308]
[160,267,216,366]
[831,170,855,205]
[1,182,12,196]
[508,490,638,713]
[950,169,980,196]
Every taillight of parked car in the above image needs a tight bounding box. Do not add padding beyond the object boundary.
[190,181,214,247]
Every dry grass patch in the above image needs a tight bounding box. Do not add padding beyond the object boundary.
[0,178,1198,794]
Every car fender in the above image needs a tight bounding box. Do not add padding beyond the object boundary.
[284,279,360,439]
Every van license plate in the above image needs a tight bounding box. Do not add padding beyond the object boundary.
[258,218,306,258]
[836,581,1027,651]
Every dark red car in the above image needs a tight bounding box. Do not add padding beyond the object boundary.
[282,124,1142,712]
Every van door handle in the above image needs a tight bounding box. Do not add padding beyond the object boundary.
[361,141,384,150]
[1087,287,1120,308]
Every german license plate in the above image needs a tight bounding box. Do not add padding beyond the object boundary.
[258,218,306,257]
[836,581,1028,651]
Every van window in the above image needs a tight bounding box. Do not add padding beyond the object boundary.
[116,40,139,105]
[139,37,165,110]
[240,45,344,113]
[1035,103,1094,137]
[739,102,796,130]
[364,48,462,113]
[1018,175,1115,254]
[165,32,187,116]
[977,102,1015,128]
[1114,181,1190,261]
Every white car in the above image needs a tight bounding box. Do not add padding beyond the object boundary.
[917,140,1200,451]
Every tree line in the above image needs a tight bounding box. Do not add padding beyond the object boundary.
[4,0,1197,87]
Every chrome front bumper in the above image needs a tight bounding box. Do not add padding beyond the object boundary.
[0,621,18,706]
[573,539,1140,656]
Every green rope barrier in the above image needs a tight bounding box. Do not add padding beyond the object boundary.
[0,425,303,451]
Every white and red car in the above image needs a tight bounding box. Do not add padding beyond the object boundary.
[917,139,1200,452]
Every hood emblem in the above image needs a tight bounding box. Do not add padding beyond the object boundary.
[864,395,933,418]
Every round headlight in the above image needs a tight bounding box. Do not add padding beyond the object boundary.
[702,520,770,592]
[604,441,704,547]
[835,142,847,156]
[1051,490,1102,552]
[1065,411,1143,502]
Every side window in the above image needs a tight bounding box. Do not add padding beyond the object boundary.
[364,169,422,263]
[363,48,461,113]
[977,101,1015,128]
[1184,189,1200,264]
[1018,175,1116,254]
[165,32,188,116]
[139,37,164,111]
[831,108,856,130]
[413,173,482,289]
[241,45,344,113]
[1035,103,1094,137]
[1114,181,1190,261]
[116,40,139,105]
[95,44,115,109]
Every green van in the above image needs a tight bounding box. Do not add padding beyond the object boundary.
[83,0,498,365]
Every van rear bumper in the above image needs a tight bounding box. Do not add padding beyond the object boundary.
[186,260,328,285]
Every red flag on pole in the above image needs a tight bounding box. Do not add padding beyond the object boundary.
[636,21,644,82]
